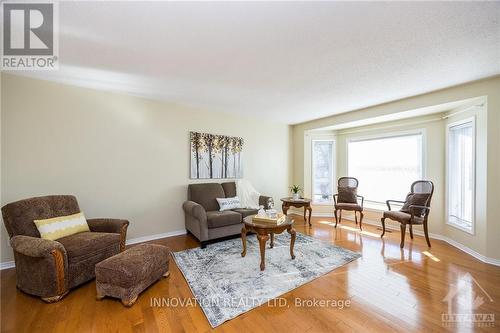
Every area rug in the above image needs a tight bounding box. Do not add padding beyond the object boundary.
[172,232,361,327]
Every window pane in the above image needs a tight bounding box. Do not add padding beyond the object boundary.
[313,140,334,203]
[348,134,422,204]
[448,121,473,230]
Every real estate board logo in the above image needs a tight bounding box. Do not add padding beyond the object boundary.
[442,272,495,328]
[1,1,59,70]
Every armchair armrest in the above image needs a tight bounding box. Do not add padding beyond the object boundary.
[333,194,338,205]
[10,235,69,298]
[386,200,406,211]
[356,195,364,208]
[259,195,274,209]
[87,218,129,234]
[87,218,129,252]
[10,235,67,258]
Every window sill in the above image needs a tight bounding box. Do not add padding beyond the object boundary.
[447,218,474,235]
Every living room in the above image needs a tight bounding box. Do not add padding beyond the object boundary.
[1,1,499,332]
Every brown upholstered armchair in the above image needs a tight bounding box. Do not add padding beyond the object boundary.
[381,180,434,248]
[333,177,364,230]
[1,195,129,302]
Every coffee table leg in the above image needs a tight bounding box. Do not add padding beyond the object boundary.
[288,227,296,259]
[257,234,269,271]
[241,226,247,257]
[270,233,274,248]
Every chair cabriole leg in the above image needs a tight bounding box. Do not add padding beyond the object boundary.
[400,224,406,248]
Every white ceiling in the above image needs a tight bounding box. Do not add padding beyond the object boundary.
[13,1,500,124]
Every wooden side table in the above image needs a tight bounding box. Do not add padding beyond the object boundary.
[280,197,312,226]
[241,215,295,271]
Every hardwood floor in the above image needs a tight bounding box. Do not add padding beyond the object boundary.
[2,217,499,332]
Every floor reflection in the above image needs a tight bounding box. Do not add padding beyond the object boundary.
[307,218,438,330]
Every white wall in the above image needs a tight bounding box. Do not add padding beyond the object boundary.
[0,74,292,263]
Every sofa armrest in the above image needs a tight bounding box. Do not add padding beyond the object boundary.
[87,218,129,252]
[183,201,207,221]
[11,235,66,258]
[183,201,208,242]
[259,196,274,209]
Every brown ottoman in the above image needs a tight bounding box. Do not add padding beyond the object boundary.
[95,243,170,306]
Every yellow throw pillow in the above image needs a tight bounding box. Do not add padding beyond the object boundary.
[34,212,90,241]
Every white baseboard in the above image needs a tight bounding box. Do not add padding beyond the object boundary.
[0,229,187,270]
[288,211,500,267]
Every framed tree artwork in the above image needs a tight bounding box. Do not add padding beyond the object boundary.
[190,132,244,179]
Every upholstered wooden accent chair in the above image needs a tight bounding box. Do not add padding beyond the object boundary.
[1,195,129,302]
[381,180,434,248]
[333,177,364,230]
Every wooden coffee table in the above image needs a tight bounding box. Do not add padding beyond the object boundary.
[241,215,296,271]
[281,197,312,226]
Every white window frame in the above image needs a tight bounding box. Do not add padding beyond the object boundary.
[446,116,476,235]
[346,129,426,209]
[311,138,336,205]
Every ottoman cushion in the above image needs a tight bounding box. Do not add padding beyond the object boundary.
[95,243,170,305]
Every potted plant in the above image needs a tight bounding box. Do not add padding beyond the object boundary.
[290,185,302,200]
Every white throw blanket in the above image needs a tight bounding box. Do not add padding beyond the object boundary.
[236,179,261,209]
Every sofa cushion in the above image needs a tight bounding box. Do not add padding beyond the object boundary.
[221,182,237,198]
[188,183,225,211]
[34,212,90,241]
[57,231,120,264]
[216,197,241,211]
[231,208,258,218]
[206,211,242,228]
[401,193,430,216]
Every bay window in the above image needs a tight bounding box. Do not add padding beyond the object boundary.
[347,133,424,207]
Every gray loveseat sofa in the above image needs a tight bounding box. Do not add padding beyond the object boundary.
[183,182,273,248]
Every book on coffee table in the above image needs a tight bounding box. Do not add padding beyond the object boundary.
[252,214,287,225]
